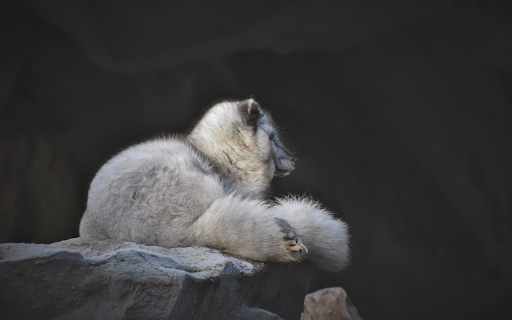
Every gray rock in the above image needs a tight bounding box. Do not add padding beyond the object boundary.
[230,307,285,320]
[0,238,312,320]
[302,287,363,320]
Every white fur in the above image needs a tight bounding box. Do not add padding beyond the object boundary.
[80,99,350,271]
[273,197,351,271]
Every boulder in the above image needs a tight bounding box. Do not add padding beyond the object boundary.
[0,238,312,320]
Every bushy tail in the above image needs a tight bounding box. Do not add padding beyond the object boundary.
[273,197,350,272]
[188,194,350,271]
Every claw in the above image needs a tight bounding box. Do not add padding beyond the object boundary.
[286,240,308,254]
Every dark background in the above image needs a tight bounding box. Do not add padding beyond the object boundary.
[1,1,511,319]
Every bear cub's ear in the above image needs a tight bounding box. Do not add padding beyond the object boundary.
[239,99,262,126]
[248,101,261,122]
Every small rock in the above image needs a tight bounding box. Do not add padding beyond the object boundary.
[302,287,363,320]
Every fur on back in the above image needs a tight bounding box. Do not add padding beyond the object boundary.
[80,99,350,272]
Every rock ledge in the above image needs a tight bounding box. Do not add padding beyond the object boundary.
[0,238,312,320]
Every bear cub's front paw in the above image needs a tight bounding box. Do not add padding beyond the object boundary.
[274,217,308,261]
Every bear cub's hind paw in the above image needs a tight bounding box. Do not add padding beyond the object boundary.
[274,217,308,261]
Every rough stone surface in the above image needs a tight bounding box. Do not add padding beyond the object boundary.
[302,287,363,320]
[0,238,312,320]
[230,307,285,320]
